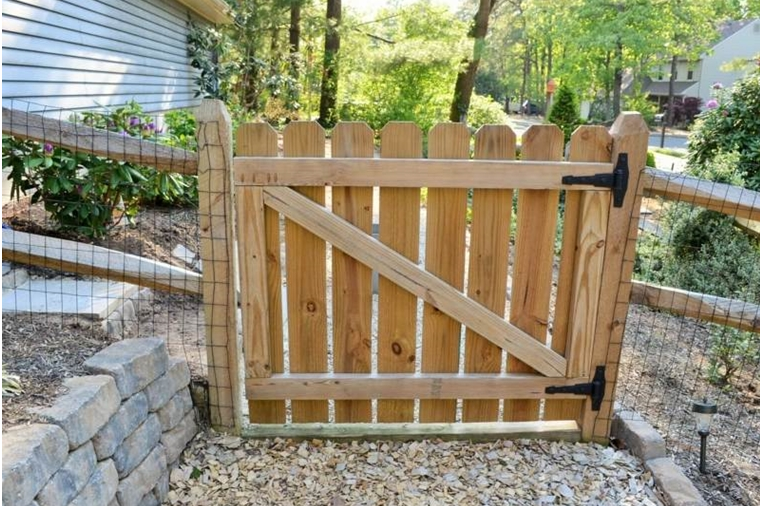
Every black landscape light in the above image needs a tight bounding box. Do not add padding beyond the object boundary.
[691,398,718,474]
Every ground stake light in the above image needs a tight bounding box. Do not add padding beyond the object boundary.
[691,398,718,474]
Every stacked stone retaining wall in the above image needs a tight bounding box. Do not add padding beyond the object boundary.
[2,338,199,506]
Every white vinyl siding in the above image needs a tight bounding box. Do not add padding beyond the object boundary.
[2,0,206,113]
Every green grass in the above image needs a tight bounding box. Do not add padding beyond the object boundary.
[650,147,687,158]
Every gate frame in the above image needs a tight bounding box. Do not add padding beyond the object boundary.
[196,98,648,441]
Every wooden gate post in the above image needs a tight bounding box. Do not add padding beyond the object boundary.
[581,112,649,442]
[196,99,242,432]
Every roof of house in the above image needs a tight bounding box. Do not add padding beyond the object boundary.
[176,0,232,24]
[718,19,755,40]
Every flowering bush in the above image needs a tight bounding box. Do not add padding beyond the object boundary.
[3,101,198,238]
[687,69,760,190]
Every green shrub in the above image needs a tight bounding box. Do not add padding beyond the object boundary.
[547,83,581,143]
[646,151,656,168]
[3,101,198,238]
[687,69,760,190]
[467,93,508,130]
[707,326,760,386]
[624,90,658,126]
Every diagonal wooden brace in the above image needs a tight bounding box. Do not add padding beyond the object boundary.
[263,186,568,377]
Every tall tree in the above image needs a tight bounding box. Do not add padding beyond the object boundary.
[448,0,499,122]
[319,0,341,127]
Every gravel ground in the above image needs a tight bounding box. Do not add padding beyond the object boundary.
[166,432,664,506]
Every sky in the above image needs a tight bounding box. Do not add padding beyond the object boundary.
[342,0,463,19]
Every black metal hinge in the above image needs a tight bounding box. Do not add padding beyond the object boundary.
[562,153,629,208]
[545,365,606,411]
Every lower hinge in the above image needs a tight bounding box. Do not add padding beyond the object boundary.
[545,365,606,411]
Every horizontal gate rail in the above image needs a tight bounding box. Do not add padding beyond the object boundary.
[262,185,568,377]
[235,157,613,189]
[247,373,588,400]
[242,421,581,442]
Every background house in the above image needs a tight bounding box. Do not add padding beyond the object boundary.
[641,18,760,109]
[1,0,231,113]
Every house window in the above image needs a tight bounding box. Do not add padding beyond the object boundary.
[687,69,694,80]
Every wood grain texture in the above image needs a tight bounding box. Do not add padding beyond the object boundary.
[630,281,760,333]
[331,122,374,422]
[247,374,589,400]
[262,187,567,377]
[235,157,611,189]
[641,169,760,221]
[283,121,328,422]
[420,123,470,422]
[545,126,611,422]
[243,421,580,442]
[377,122,423,422]
[583,113,649,442]
[235,123,284,424]
[505,125,564,422]
[196,99,240,431]
[3,107,197,174]
[2,229,201,294]
[463,125,515,422]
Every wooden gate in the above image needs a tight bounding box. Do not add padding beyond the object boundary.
[226,111,648,442]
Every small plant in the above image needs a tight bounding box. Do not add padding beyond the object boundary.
[466,93,508,130]
[2,366,22,396]
[548,83,581,143]
[707,326,759,386]
[646,151,656,168]
[3,101,198,238]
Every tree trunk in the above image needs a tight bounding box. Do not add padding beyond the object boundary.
[448,0,498,122]
[288,0,302,118]
[612,41,623,119]
[661,54,678,148]
[318,0,341,128]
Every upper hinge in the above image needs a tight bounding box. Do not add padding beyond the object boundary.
[562,153,629,208]
[545,365,607,411]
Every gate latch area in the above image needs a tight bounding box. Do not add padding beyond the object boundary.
[545,366,606,411]
[562,153,629,208]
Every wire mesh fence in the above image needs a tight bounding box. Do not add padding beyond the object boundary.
[618,162,760,506]
[2,99,211,426]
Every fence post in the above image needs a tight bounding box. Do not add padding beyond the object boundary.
[196,99,242,433]
[581,112,649,442]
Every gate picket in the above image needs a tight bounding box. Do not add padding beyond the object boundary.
[331,122,374,422]
[377,122,423,423]
[463,125,515,422]
[283,121,329,422]
[505,125,564,422]
[420,123,470,423]
[546,126,611,422]
[236,123,284,424]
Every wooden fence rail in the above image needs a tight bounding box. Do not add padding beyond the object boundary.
[2,107,197,174]
[641,168,760,221]
[630,280,760,333]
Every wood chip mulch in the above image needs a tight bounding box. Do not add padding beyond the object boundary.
[167,432,664,506]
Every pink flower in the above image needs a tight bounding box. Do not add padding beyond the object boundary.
[706,99,719,109]
[43,143,54,156]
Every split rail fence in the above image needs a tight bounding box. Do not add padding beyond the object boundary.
[4,99,759,439]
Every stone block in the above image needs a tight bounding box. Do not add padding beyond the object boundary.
[93,392,149,460]
[646,458,708,506]
[36,441,97,506]
[2,266,28,289]
[2,279,138,317]
[161,410,198,464]
[68,460,118,506]
[113,414,162,479]
[157,389,193,432]
[2,424,69,506]
[84,338,168,399]
[116,446,167,506]
[153,470,169,502]
[33,376,120,449]
[137,492,160,506]
[611,414,666,461]
[144,358,191,412]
